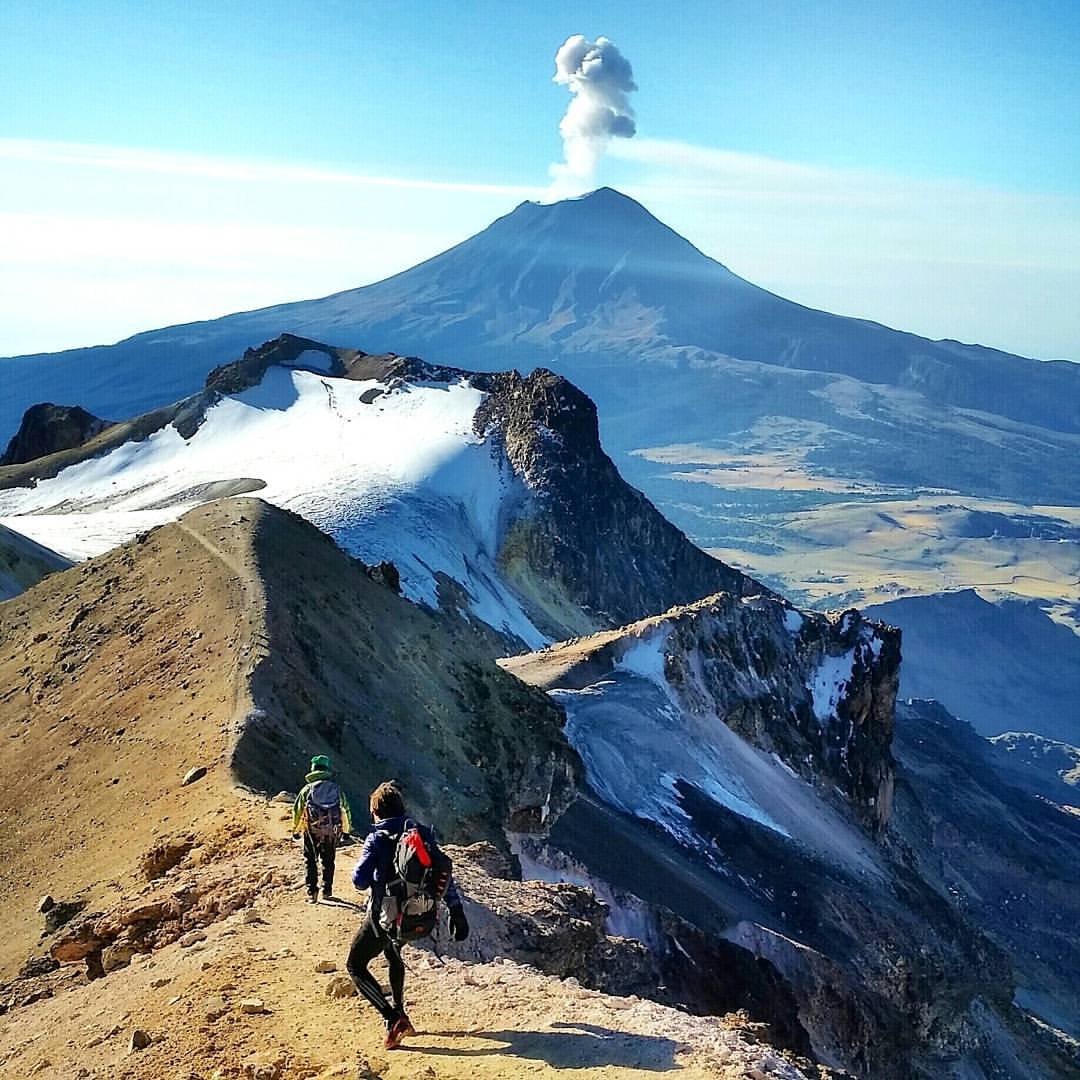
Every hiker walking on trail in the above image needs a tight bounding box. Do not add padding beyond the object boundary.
[347,780,469,1050]
[292,755,353,903]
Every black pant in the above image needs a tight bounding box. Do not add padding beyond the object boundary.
[346,912,405,1024]
[303,832,336,896]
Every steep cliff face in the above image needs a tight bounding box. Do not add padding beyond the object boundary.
[472,369,759,639]
[1,403,113,467]
[502,604,1080,1077]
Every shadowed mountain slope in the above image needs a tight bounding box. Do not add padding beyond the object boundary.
[0,524,69,600]
[864,590,1080,743]
[892,699,1080,1039]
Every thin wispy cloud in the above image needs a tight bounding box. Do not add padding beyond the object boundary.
[0,138,542,197]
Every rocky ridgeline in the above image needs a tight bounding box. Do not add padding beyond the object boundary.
[513,592,900,832]
[0,827,829,1079]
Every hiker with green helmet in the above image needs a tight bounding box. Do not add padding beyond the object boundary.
[292,755,354,902]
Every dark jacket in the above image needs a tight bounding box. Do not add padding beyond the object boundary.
[351,814,461,915]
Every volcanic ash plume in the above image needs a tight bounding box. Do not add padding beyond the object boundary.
[550,34,637,195]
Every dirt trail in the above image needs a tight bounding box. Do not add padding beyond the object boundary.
[0,800,811,1080]
[0,502,263,977]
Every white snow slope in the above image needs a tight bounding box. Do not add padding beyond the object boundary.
[551,620,885,881]
[0,362,547,648]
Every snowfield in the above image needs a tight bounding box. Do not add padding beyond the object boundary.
[0,364,547,647]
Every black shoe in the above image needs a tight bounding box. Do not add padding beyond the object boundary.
[306,891,318,904]
[322,888,333,900]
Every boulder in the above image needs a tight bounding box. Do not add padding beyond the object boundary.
[129,1029,152,1053]
[325,976,356,999]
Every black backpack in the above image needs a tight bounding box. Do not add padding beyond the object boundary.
[377,821,453,941]
[303,780,343,842]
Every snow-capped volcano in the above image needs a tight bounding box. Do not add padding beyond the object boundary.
[0,334,754,647]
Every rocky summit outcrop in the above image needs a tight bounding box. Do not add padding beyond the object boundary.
[474,368,760,639]
[0,403,113,467]
[505,592,900,831]
[664,597,898,831]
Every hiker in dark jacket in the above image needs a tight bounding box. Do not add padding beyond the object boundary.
[292,754,353,903]
[347,780,469,1050]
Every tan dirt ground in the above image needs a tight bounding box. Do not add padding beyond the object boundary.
[0,503,266,978]
[0,798,813,1080]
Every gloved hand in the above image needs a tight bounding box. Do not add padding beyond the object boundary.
[448,904,469,942]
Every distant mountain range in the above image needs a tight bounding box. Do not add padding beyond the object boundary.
[5,188,1080,507]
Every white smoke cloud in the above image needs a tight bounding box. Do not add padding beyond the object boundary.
[549,35,637,196]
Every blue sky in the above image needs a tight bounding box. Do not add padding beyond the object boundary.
[2,0,1078,358]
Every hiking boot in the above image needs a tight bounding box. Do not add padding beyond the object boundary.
[384,1014,412,1050]
[321,888,333,900]
[306,891,318,904]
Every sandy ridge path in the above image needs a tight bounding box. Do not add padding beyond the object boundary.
[0,812,810,1080]
[176,518,257,591]
[0,502,271,978]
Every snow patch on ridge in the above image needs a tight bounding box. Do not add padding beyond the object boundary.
[613,628,671,688]
[810,649,858,723]
[0,366,546,647]
[808,626,885,723]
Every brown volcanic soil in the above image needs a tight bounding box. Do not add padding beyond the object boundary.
[0,500,264,978]
[0,498,578,980]
[0,819,818,1080]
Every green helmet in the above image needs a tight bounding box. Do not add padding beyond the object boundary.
[310,754,332,772]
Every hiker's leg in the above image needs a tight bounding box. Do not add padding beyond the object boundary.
[384,940,405,1013]
[346,917,396,1023]
[302,833,318,897]
[321,838,335,896]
